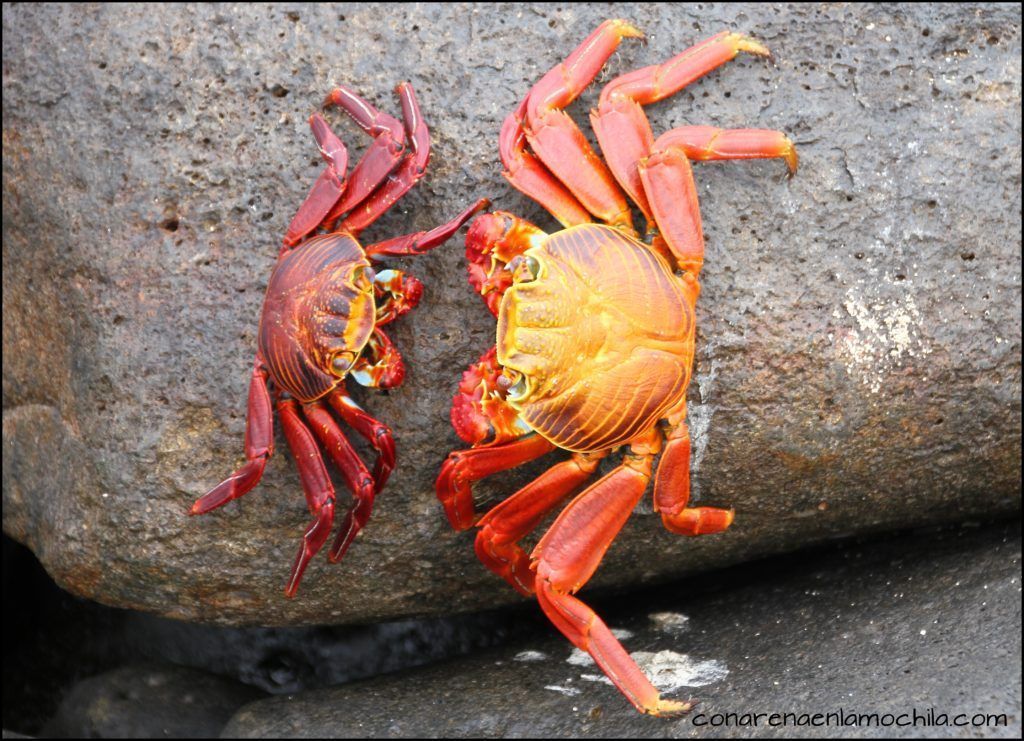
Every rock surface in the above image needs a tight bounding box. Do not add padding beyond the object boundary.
[221,521,1023,738]
[43,664,263,739]
[2,4,1021,625]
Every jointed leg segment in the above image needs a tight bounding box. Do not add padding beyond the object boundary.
[327,392,396,494]
[190,361,274,515]
[301,399,377,564]
[475,451,605,595]
[325,84,408,223]
[532,445,693,716]
[436,433,556,530]
[653,406,734,536]
[519,20,644,229]
[277,397,337,598]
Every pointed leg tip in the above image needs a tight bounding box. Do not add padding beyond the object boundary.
[650,697,698,717]
[734,34,772,59]
[610,19,645,40]
[785,145,800,176]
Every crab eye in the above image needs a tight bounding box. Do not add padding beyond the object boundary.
[509,255,540,283]
[331,351,356,376]
[353,266,376,291]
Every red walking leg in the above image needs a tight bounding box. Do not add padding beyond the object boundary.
[191,360,274,514]
[327,391,396,495]
[364,197,489,257]
[655,126,797,174]
[522,20,644,229]
[282,114,350,248]
[653,406,734,536]
[640,128,798,275]
[436,433,556,531]
[532,448,692,716]
[301,400,377,563]
[499,99,591,228]
[277,398,336,598]
[322,84,408,224]
[475,451,605,595]
[340,83,434,233]
[593,31,772,219]
[637,145,705,276]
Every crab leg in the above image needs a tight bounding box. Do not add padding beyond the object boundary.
[301,400,377,563]
[365,198,490,257]
[655,126,798,175]
[654,405,734,536]
[475,451,605,596]
[278,398,336,598]
[341,83,433,234]
[436,434,556,530]
[283,114,350,248]
[593,31,772,219]
[532,447,692,717]
[190,361,274,515]
[500,100,591,228]
[322,84,408,225]
[465,212,547,316]
[521,19,644,229]
[637,146,705,276]
[328,391,396,494]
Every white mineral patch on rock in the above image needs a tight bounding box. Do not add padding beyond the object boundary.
[566,647,595,667]
[544,684,581,697]
[649,612,691,633]
[579,651,728,691]
[635,651,729,690]
[834,274,931,394]
[513,650,547,662]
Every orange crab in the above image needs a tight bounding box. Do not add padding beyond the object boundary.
[436,21,797,715]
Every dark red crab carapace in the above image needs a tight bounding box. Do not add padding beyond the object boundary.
[191,82,487,597]
[436,21,797,715]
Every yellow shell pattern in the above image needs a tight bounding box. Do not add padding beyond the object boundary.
[497,224,695,452]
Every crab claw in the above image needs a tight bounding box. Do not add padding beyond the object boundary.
[450,346,527,446]
[465,212,548,315]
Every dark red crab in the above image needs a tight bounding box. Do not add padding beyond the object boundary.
[436,21,796,715]
[191,82,487,597]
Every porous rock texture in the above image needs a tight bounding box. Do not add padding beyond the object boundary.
[3,4,1021,625]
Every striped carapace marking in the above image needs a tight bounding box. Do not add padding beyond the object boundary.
[497,224,695,452]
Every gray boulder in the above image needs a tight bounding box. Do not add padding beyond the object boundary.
[2,4,1020,625]
[44,664,263,738]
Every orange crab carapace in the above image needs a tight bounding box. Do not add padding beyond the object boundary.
[436,20,797,715]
